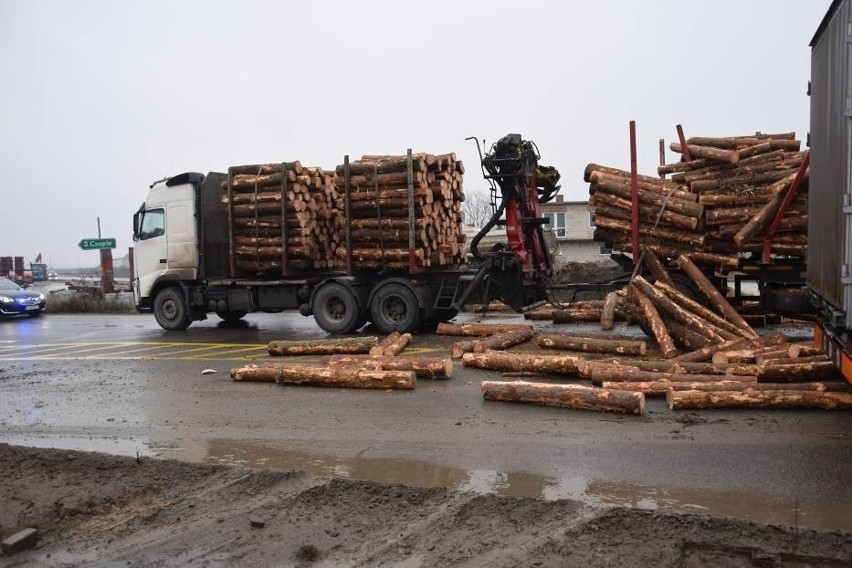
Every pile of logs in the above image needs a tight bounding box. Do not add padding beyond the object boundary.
[333,153,466,270]
[232,331,455,388]
[587,132,808,268]
[223,162,339,275]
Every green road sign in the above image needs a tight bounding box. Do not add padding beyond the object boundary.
[78,238,117,250]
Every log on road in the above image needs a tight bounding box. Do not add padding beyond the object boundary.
[370,332,411,357]
[602,379,754,396]
[481,380,645,415]
[230,364,416,389]
[537,334,647,356]
[463,351,583,376]
[451,340,474,359]
[436,322,533,336]
[587,364,756,386]
[268,336,379,356]
[472,328,534,353]
[757,360,842,382]
[667,389,852,410]
[326,355,453,379]
[630,284,678,358]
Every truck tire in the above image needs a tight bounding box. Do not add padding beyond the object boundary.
[370,282,423,334]
[312,282,364,334]
[154,287,191,331]
[216,310,247,323]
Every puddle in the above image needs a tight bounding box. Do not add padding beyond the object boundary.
[3,433,847,532]
[148,437,850,532]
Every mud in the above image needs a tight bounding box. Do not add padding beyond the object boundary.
[1,443,850,567]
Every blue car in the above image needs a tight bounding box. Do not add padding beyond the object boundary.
[0,277,46,317]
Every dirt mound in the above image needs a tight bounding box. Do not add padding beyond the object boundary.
[1,443,850,567]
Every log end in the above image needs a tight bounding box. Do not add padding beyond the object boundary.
[711,352,728,365]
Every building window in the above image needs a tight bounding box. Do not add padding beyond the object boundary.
[589,211,595,227]
[599,245,612,255]
[545,212,566,238]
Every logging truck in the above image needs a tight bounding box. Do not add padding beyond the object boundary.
[807,0,852,383]
[133,138,573,333]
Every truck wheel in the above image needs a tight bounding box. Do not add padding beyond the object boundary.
[370,283,422,334]
[312,282,363,334]
[216,310,247,323]
[154,288,191,331]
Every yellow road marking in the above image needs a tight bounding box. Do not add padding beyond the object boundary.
[0,341,272,361]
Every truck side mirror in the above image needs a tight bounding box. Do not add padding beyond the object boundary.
[133,212,140,241]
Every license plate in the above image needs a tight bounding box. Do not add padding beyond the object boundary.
[25,305,39,311]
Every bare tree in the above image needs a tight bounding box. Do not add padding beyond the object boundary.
[463,188,493,228]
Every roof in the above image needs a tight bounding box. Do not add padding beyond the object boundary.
[810,0,846,47]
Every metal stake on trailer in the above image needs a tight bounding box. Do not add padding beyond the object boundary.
[373,163,386,270]
[344,155,353,275]
[226,168,236,278]
[280,163,290,276]
[676,124,692,162]
[761,152,811,264]
[629,121,640,265]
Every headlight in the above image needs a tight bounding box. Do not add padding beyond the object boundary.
[0,295,13,303]
[37,293,45,301]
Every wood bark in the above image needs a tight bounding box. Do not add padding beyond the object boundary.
[641,248,674,287]
[371,332,402,357]
[462,351,583,376]
[667,389,852,410]
[326,355,453,379]
[664,321,713,351]
[471,328,535,353]
[676,255,757,337]
[267,336,378,356]
[436,323,533,336]
[630,284,678,358]
[481,380,645,415]
[788,344,824,358]
[537,334,647,356]
[230,364,415,389]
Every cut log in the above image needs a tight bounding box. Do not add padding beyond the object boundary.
[667,389,852,410]
[788,344,824,358]
[582,359,762,377]
[326,355,453,379]
[654,281,752,340]
[672,332,786,362]
[632,276,729,343]
[370,332,411,357]
[230,364,415,389]
[462,351,583,376]
[630,284,678,358]
[436,323,533,336]
[268,336,378,356]
[586,363,756,386]
[600,292,618,330]
[670,142,739,164]
[676,255,757,337]
[481,380,645,415]
[451,340,474,359]
[664,320,713,351]
[472,328,535,353]
[603,379,753,396]
[757,361,842,382]
[552,309,605,323]
[641,247,674,287]
[537,334,647,356]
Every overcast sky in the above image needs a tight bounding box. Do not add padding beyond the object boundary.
[0,0,831,268]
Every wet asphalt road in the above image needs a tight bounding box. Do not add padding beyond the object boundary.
[0,312,850,531]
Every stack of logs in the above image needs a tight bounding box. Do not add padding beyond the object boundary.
[587,132,807,268]
[223,162,339,275]
[230,332,454,388]
[333,153,466,270]
[444,320,849,414]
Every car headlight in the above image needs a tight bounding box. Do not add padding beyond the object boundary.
[0,295,13,303]
[37,293,45,301]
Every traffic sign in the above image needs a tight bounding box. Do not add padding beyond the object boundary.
[78,238,117,250]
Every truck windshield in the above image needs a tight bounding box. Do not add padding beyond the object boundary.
[139,209,165,240]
